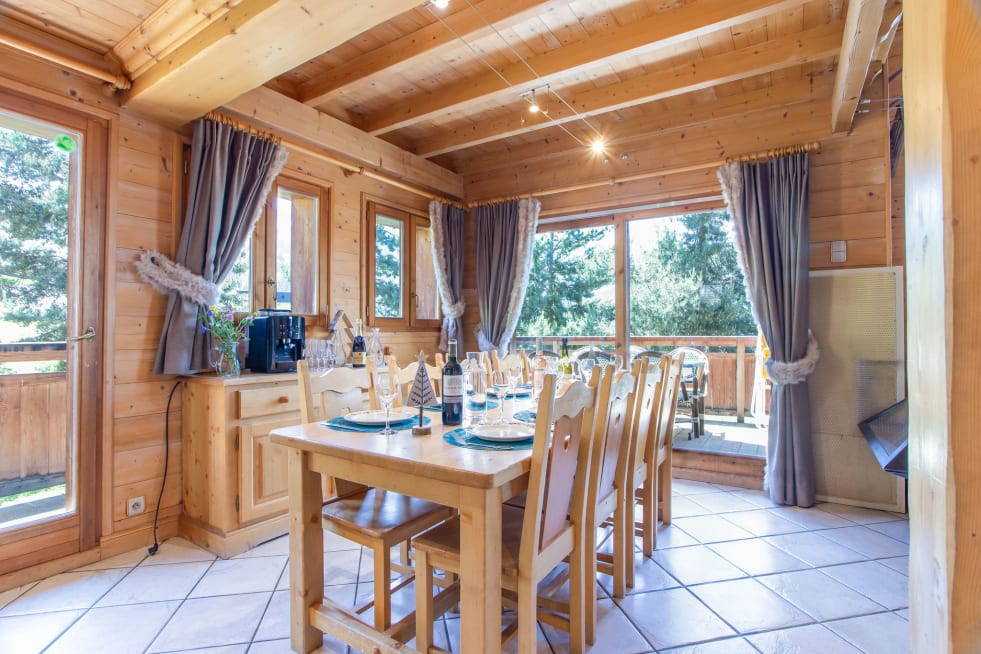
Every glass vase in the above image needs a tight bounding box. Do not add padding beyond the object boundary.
[212,340,241,377]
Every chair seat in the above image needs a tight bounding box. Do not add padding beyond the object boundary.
[413,505,526,576]
[322,488,453,545]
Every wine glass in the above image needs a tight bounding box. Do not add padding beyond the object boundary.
[491,371,511,424]
[376,371,398,435]
[507,363,523,421]
[579,357,596,382]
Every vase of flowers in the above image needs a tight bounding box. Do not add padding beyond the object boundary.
[200,304,254,377]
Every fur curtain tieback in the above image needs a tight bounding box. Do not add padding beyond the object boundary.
[764,331,820,385]
[135,249,219,307]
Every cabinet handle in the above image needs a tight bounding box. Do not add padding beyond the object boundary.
[277,396,289,404]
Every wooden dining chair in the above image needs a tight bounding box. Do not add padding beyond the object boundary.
[296,360,454,634]
[413,374,598,654]
[492,350,528,383]
[582,363,636,638]
[621,355,663,587]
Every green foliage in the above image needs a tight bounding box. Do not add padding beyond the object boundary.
[515,211,756,340]
[200,305,255,344]
[374,219,402,318]
[516,226,615,337]
[630,211,757,336]
[0,126,70,342]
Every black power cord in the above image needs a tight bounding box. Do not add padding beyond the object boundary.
[148,380,181,555]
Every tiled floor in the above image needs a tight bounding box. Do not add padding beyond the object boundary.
[0,481,910,654]
[672,416,768,458]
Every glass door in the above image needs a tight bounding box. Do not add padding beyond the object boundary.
[0,91,104,572]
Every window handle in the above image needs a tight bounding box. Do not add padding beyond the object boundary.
[266,277,276,287]
[67,326,96,342]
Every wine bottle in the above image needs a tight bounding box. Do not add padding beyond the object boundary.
[531,336,548,398]
[351,319,366,368]
[442,339,463,426]
[560,337,573,375]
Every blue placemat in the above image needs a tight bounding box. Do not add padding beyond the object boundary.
[424,399,501,413]
[513,409,537,424]
[487,389,532,399]
[442,428,534,451]
[322,415,430,433]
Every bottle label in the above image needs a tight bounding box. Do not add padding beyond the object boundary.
[443,375,464,400]
[352,351,366,366]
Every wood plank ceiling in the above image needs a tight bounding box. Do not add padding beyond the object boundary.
[1,0,902,203]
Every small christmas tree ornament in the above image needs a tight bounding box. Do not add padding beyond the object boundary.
[407,350,438,435]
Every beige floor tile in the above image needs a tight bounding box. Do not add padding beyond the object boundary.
[46,600,180,654]
[0,582,37,611]
[540,597,650,653]
[140,537,216,567]
[688,492,760,515]
[234,535,289,559]
[763,532,866,568]
[816,503,907,525]
[670,515,754,544]
[662,636,758,653]
[0,609,83,654]
[599,553,679,596]
[819,561,909,610]
[771,505,854,530]
[866,520,910,544]
[815,526,909,559]
[190,556,287,598]
[825,612,911,654]
[617,587,736,650]
[720,508,808,537]
[0,568,128,616]
[879,556,908,576]
[75,547,147,571]
[443,614,550,654]
[654,523,700,549]
[756,569,885,621]
[97,561,211,606]
[690,578,812,634]
[747,623,862,653]
[148,592,270,652]
[651,544,746,586]
[708,538,809,577]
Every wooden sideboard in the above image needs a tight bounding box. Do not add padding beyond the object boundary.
[180,372,301,557]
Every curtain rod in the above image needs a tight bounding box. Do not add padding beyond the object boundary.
[467,141,822,209]
[204,111,463,208]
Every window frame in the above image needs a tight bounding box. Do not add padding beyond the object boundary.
[249,175,330,320]
[364,200,441,331]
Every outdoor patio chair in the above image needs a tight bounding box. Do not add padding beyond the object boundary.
[670,346,709,439]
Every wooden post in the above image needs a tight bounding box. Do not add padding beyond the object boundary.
[735,340,746,422]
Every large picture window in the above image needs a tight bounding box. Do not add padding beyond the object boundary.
[366,201,439,329]
[218,176,328,316]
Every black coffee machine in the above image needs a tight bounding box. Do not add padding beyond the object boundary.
[246,309,305,373]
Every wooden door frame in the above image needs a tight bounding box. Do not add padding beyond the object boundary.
[0,87,107,570]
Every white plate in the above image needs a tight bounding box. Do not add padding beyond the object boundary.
[344,408,417,425]
[466,423,535,442]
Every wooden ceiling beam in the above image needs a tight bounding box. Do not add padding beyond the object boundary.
[454,74,835,176]
[121,0,422,126]
[362,0,810,136]
[416,22,843,158]
[298,0,562,107]
[222,87,463,198]
[830,0,890,133]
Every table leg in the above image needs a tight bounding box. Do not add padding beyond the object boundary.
[458,487,502,654]
[288,448,324,653]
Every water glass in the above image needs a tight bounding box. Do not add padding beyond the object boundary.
[491,371,510,424]
[580,357,596,381]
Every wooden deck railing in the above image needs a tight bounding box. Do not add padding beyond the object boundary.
[0,342,69,483]
[513,335,763,420]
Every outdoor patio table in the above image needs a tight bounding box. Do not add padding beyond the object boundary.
[270,417,533,654]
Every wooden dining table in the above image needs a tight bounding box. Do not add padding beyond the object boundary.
[270,411,533,654]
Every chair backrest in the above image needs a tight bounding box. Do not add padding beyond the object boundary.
[520,374,596,568]
[588,364,636,511]
[627,356,662,478]
[492,351,528,383]
[297,360,372,423]
[650,352,684,458]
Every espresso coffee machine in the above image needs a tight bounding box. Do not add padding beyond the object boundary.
[246,310,305,373]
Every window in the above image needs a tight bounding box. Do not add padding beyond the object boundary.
[218,176,328,316]
[514,223,615,354]
[366,201,440,329]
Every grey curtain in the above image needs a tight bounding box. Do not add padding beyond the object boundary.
[429,201,466,351]
[474,198,539,354]
[154,119,288,375]
[718,153,816,507]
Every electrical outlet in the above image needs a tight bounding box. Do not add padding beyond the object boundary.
[126,496,146,516]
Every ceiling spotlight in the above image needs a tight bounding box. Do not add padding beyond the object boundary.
[430,0,449,9]
[591,138,606,154]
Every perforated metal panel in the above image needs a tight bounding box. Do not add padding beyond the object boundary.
[808,267,906,511]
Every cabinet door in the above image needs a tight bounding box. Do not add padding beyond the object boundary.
[238,416,295,523]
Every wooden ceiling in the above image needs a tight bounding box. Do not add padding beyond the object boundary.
[1,0,902,201]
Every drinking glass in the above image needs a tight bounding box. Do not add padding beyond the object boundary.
[579,357,596,381]
[491,371,511,424]
[507,363,523,420]
[469,367,487,426]
[376,371,398,435]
